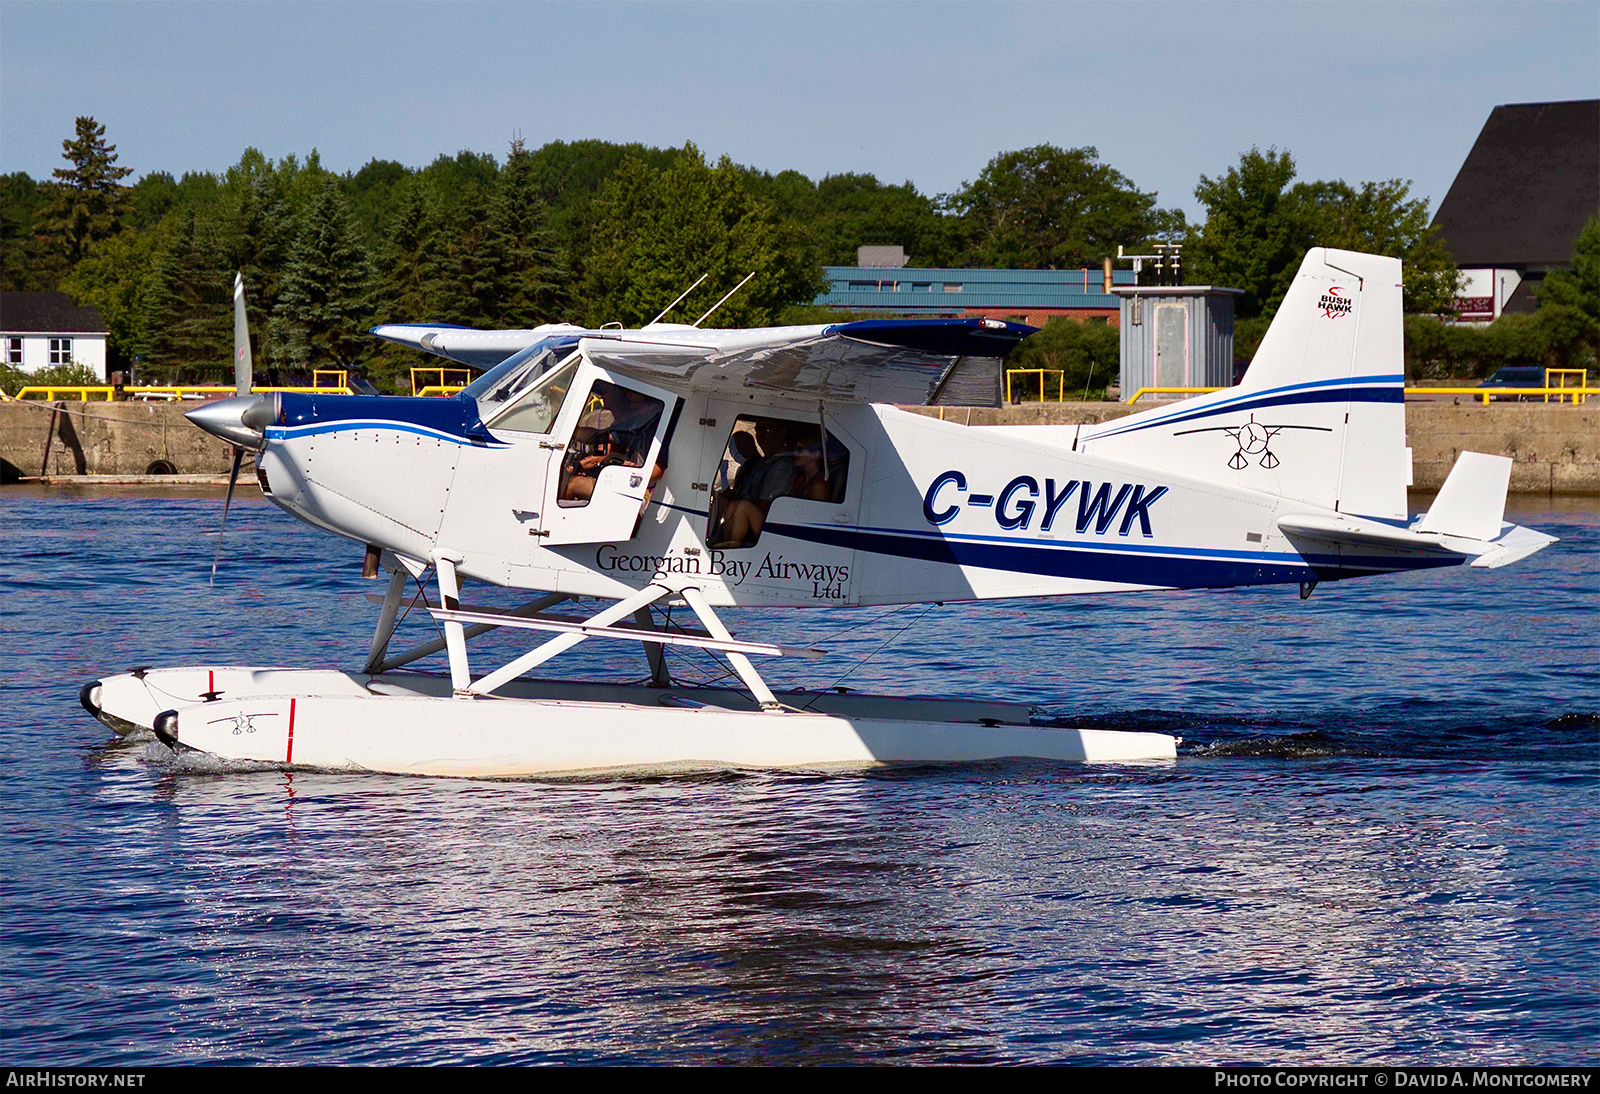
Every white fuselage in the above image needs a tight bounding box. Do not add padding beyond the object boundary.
[255,387,1446,609]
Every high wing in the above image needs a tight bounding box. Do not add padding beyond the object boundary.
[373,317,1037,405]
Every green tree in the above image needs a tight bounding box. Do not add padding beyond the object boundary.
[372,176,445,323]
[1185,148,1302,320]
[427,190,498,327]
[583,144,824,328]
[481,138,567,327]
[61,225,165,369]
[805,172,955,267]
[367,176,448,391]
[1006,317,1120,398]
[34,117,134,268]
[138,207,232,370]
[344,157,412,250]
[522,139,683,290]
[945,145,1177,270]
[1535,211,1600,370]
[1188,147,1461,319]
[0,172,53,290]
[269,182,373,369]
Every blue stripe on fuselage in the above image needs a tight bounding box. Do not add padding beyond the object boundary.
[1087,376,1404,441]
[763,521,1461,588]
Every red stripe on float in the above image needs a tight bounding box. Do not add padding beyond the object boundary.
[286,697,296,764]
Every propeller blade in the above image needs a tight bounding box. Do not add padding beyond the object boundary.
[211,448,244,586]
[233,272,253,397]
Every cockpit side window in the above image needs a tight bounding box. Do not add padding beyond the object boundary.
[706,415,849,549]
[556,379,665,507]
[486,358,580,434]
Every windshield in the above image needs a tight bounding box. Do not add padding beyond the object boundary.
[459,336,582,407]
[486,358,581,434]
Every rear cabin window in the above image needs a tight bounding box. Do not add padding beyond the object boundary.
[706,415,849,549]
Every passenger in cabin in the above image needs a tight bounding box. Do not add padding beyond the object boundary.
[711,425,834,548]
[560,383,664,504]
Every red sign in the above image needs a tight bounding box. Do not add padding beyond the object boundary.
[1453,296,1495,321]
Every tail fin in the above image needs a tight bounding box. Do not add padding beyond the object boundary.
[1081,248,1408,520]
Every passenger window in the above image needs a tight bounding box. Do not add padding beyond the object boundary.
[706,416,849,548]
[556,379,665,507]
[489,359,579,434]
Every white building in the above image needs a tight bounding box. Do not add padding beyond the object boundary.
[0,292,110,381]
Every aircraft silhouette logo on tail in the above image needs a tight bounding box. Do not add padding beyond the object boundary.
[1173,414,1333,470]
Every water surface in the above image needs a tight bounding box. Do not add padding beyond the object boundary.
[2,487,1595,1064]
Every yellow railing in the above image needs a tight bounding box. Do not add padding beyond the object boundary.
[125,386,235,400]
[1545,369,1590,403]
[412,366,471,397]
[1128,384,1596,406]
[1005,369,1065,404]
[1405,386,1596,405]
[1125,386,1222,404]
[14,386,116,401]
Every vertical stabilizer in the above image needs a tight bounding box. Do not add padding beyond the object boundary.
[1417,452,1511,541]
[1079,249,1408,520]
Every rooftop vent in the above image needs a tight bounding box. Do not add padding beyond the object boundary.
[857,245,907,268]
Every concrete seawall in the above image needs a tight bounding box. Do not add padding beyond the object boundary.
[3,398,1596,493]
[0,400,238,480]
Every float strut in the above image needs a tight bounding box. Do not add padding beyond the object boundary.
[364,559,410,673]
[678,586,781,711]
[434,556,472,695]
[468,583,670,697]
[634,607,672,687]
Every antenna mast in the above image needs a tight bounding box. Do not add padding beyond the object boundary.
[647,273,709,326]
[693,271,756,327]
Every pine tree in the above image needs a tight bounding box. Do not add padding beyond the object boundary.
[427,191,496,327]
[482,138,567,327]
[269,182,373,370]
[35,117,134,268]
[373,176,444,323]
[139,207,232,371]
[366,176,446,392]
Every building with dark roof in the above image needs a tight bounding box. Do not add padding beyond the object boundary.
[1431,99,1599,321]
[0,291,109,379]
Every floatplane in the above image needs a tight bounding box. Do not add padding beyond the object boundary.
[82,249,1554,775]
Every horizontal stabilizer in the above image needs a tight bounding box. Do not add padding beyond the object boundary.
[1468,524,1558,569]
[1276,513,1445,551]
[1416,452,1512,541]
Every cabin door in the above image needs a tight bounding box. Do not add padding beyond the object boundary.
[538,362,679,546]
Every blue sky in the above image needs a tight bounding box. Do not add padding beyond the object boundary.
[2,1,1595,221]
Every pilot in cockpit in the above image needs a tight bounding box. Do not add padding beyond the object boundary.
[559,383,664,504]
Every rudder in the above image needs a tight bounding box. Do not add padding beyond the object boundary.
[1080,248,1408,520]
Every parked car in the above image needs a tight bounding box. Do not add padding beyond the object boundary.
[1477,367,1545,401]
